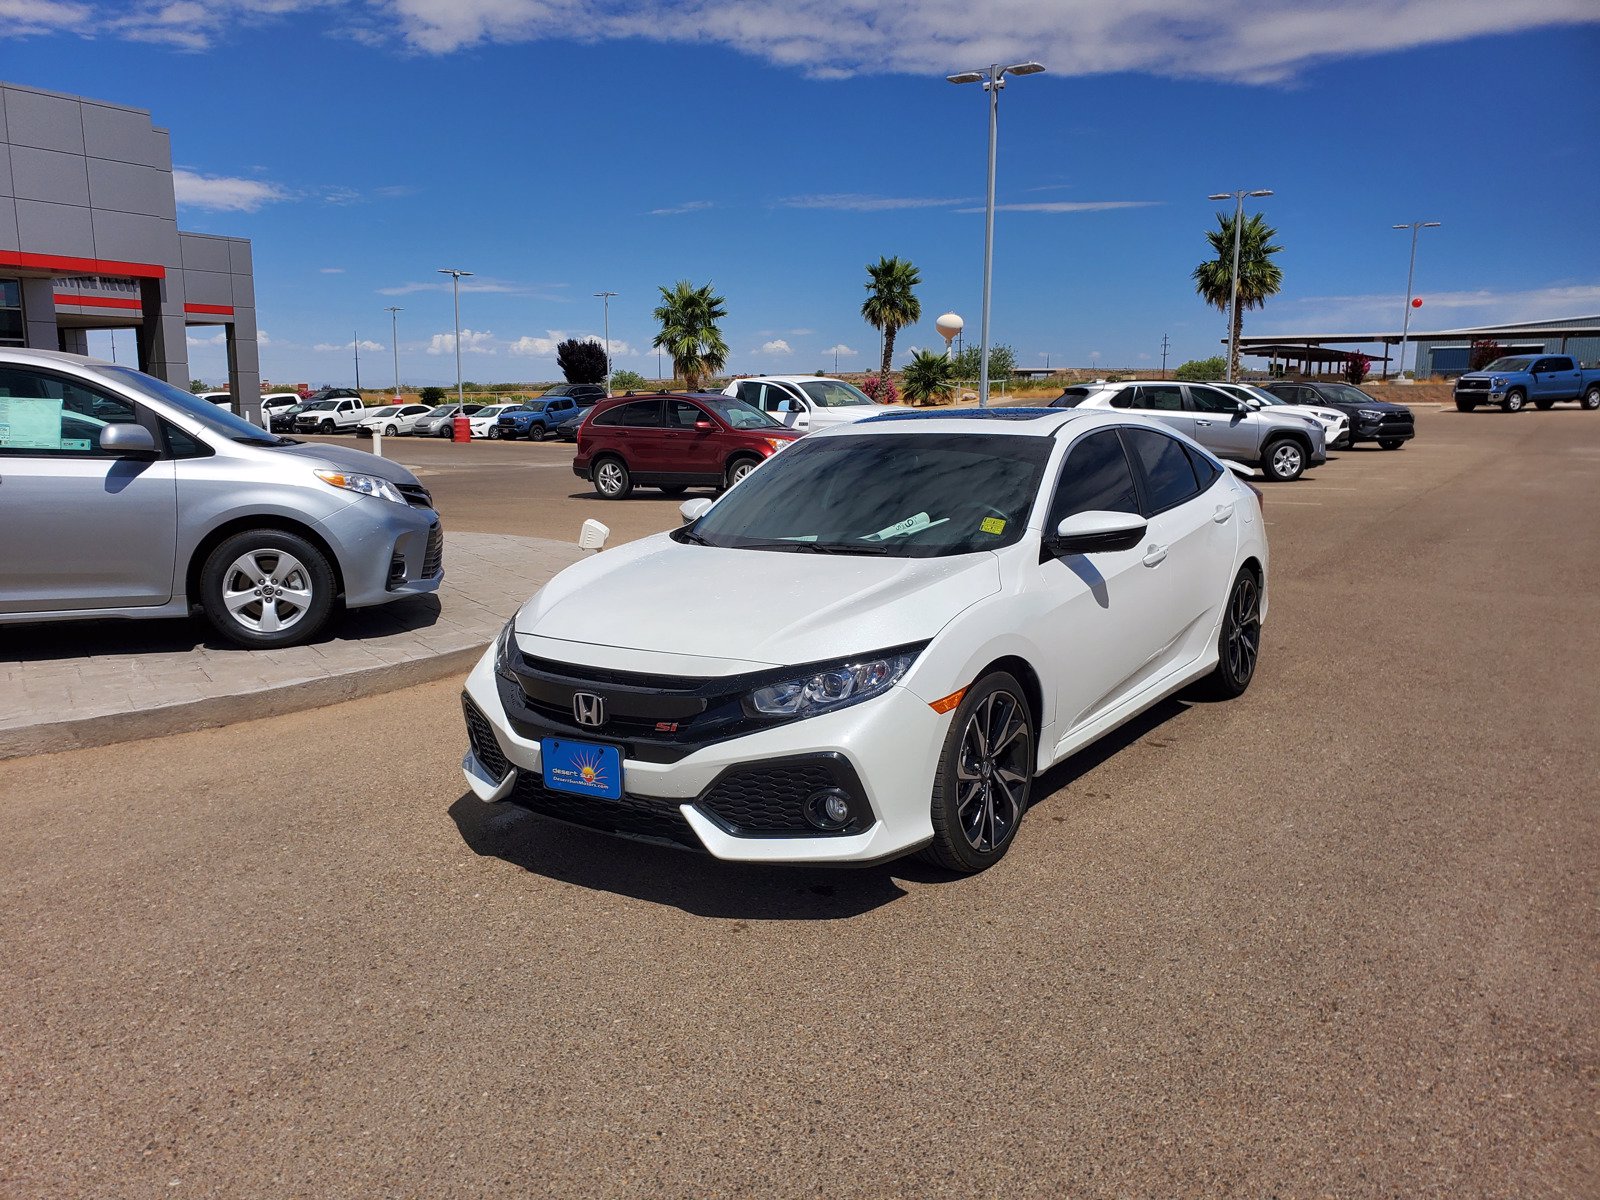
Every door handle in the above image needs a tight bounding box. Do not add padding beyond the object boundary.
[1213,502,1234,524]
[1141,544,1168,567]
[1195,419,1213,427]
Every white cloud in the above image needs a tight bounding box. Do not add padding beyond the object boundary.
[952,200,1161,214]
[508,331,564,357]
[781,193,971,212]
[824,343,857,356]
[187,331,225,348]
[649,200,715,215]
[376,277,560,297]
[314,338,385,353]
[424,328,496,355]
[172,169,288,212]
[17,2,1599,85]
[257,329,272,346]
[319,267,345,274]
[756,339,793,355]
[1274,284,1600,334]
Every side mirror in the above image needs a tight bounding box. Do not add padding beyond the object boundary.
[694,418,714,432]
[1046,511,1148,556]
[679,497,714,523]
[99,423,158,457]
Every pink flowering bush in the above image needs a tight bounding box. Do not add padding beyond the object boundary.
[861,374,900,405]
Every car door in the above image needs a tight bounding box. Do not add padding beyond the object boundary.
[1184,383,1257,458]
[0,363,178,613]
[665,398,723,482]
[595,398,666,476]
[1123,383,1189,437]
[1033,428,1161,737]
[1121,426,1236,676]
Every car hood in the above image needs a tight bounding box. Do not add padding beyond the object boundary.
[516,532,1002,667]
[1332,396,1410,413]
[275,440,422,486]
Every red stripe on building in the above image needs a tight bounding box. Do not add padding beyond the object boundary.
[183,303,234,316]
[54,293,144,310]
[0,250,166,279]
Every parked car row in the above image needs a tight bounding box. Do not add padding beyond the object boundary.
[1049,378,1414,481]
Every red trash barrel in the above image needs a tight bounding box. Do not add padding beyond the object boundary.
[452,414,471,442]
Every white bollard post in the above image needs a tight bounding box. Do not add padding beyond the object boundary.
[372,429,383,458]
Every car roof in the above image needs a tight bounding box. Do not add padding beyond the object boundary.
[729,375,852,385]
[816,407,1118,439]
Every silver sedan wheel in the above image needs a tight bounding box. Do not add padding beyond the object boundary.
[1271,442,1302,477]
[220,549,314,635]
[955,690,1030,853]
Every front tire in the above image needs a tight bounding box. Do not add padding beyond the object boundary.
[724,456,760,489]
[1534,399,1555,411]
[921,672,1035,874]
[487,426,502,439]
[593,457,632,500]
[384,423,398,436]
[528,424,547,442]
[1503,389,1526,413]
[1582,386,1600,411]
[658,485,687,496]
[200,530,335,649]
[1194,568,1262,700]
[1378,438,1404,450]
[1455,398,1478,413]
[1261,437,1306,482]
[319,419,336,433]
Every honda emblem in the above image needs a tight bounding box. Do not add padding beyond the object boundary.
[572,692,606,728]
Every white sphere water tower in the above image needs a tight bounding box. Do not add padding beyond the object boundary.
[935,312,964,359]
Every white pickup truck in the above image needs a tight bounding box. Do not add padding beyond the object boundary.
[722,375,889,431]
[293,392,366,434]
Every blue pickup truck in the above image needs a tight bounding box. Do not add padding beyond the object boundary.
[495,393,591,440]
[1453,354,1600,413]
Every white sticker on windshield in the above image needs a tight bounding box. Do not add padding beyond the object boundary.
[868,512,941,541]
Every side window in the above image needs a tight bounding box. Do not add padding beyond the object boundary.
[162,420,211,459]
[0,367,140,457]
[1183,444,1223,492]
[594,400,662,428]
[735,382,763,408]
[1123,428,1202,514]
[1107,388,1133,410]
[1187,384,1238,413]
[667,399,708,428]
[1132,384,1184,411]
[761,384,802,414]
[1047,430,1141,525]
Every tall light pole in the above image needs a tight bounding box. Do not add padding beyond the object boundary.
[1207,188,1273,382]
[385,306,402,400]
[1393,221,1441,380]
[352,330,361,391]
[948,60,1045,407]
[594,290,617,395]
[437,268,473,404]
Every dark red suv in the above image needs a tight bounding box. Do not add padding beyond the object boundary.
[573,392,801,499]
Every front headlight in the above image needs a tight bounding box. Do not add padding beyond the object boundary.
[494,617,517,672]
[313,469,406,504]
[1357,409,1384,420]
[747,648,921,718]
[1491,376,1504,387]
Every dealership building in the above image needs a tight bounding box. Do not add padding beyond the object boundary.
[1,81,260,416]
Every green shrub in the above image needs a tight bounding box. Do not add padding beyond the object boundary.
[1174,356,1227,381]
[420,386,446,404]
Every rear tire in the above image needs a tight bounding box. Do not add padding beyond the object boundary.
[1503,389,1526,413]
[1534,398,1555,411]
[199,529,335,649]
[658,485,687,496]
[1582,386,1600,411]
[1193,568,1262,701]
[920,672,1035,874]
[594,457,632,500]
[1261,437,1306,482]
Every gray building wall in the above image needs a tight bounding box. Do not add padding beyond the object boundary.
[1413,317,1600,378]
[0,82,261,418]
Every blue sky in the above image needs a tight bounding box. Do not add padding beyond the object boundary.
[4,0,1597,386]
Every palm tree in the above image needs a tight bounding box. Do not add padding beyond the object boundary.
[901,350,955,406]
[652,280,728,389]
[861,256,922,381]
[1192,213,1284,379]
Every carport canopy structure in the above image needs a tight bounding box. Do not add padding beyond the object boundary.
[1239,343,1390,377]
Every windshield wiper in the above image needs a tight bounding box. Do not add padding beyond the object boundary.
[801,541,888,555]
[678,529,714,546]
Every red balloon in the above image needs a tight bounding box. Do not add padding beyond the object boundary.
[1412,297,1424,308]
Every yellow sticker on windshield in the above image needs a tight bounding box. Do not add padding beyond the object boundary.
[980,516,1006,535]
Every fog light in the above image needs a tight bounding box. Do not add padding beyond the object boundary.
[804,787,855,831]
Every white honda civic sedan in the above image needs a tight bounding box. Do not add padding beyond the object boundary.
[461,408,1269,873]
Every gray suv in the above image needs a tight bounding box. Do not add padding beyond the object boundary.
[1063,380,1326,481]
[0,349,443,648]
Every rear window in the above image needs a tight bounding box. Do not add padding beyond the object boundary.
[1124,427,1202,514]
[594,400,662,428]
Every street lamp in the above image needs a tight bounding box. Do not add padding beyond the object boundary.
[384,306,402,400]
[1207,188,1274,382]
[948,60,1045,407]
[594,290,617,395]
[437,268,473,404]
[1392,221,1441,380]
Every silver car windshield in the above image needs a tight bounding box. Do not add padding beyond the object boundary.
[102,365,281,445]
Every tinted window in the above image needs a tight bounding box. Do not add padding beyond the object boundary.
[1183,444,1223,492]
[1047,430,1141,525]
[667,399,709,427]
[595,400,662,428]
[1124,428,1201,513]
[1187,384,1239,413]
[1131,384,1184,411]
[1051,387,1093,408]
[0,367,140,456]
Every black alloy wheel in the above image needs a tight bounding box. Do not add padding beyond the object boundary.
[922,672,1035,873]
[529,424,547,442]
[1195,568,1262,700]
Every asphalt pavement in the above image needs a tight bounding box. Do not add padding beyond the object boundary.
[3,407,1596,1197]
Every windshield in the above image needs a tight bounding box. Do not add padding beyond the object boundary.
[799,379,875,408]
[302,400,336,411]
[524,400,549,412]
[686,433,1052,558]
[1483,356,1535,372]
[702,396,783,429]
[102,365,284,445]
[425,405,455,416]
[365,405,400,418]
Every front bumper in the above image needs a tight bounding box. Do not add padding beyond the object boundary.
[319,501,444,607]
[459,645,948,864]
[1349,417,1415,443]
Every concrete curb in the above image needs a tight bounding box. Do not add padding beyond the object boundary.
[0,641,486,760]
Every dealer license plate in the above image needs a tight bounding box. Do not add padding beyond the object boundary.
[540,738,623,800]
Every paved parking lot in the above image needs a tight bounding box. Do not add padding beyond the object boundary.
[3,408,1596,1197]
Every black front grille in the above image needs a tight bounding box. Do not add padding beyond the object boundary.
[421,523,444,577]
[399,482,434,508]
[462,695,509,782]
[1456,379,1490,393]
[700,763,837,834]
[509,774,700,851]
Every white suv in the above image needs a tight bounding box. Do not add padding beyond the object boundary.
[722,375,887,431]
